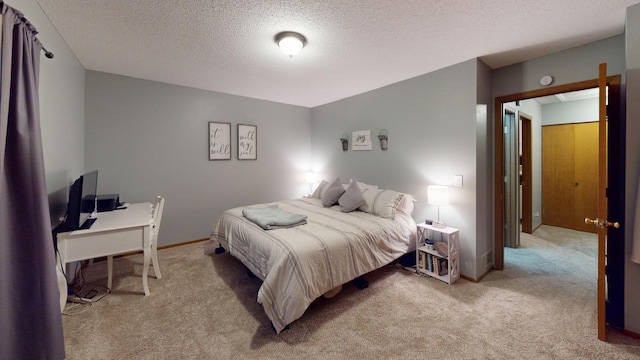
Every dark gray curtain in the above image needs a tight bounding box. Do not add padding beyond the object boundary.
[0,3,65,359]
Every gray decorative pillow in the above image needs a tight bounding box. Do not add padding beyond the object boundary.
[338,180,365,212]
[322,177,345,207]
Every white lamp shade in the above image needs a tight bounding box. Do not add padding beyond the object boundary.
[279,36,304,56]
[428,185,450,206]
[305,172,318,184]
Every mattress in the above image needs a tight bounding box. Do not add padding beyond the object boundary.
[210,197,416,333]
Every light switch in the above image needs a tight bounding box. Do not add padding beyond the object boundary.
[454,175,463,187]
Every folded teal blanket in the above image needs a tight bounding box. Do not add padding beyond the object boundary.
[242,205,307,230]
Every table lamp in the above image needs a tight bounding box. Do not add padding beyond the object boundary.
[305,172,318,195]
[428,185,449,228]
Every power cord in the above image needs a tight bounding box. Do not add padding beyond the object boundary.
[67,285,111,304]
[62,301,92,315]
[66,260,111,304]
[55,243,111,314]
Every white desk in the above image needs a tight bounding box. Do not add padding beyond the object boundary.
[56,203,154,305]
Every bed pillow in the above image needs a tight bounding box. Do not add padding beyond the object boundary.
[338,180,365,212]
[356,180,378,191]
[322,177,345,207]
[396,194,417,215]
[341,179,378,192]
[359,188,406,219]
[310,180,330,199]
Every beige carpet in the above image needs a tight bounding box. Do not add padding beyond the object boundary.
[62,225,640,359]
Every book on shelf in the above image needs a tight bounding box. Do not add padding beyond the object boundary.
[436,257,448,276]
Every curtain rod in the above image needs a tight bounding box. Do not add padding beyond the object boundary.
[41,46,54,59]
[0,1,54,59]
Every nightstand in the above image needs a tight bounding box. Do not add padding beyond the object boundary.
[415,223,460,284]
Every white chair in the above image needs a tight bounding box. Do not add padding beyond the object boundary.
[107,196,164,292]
[149,196,164,279]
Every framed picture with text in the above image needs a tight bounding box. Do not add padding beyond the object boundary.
[237,124,257,160]
[209,122,231,160]
[352,130,372,151]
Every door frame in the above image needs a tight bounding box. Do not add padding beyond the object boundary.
[503,106,520,248]
[493,74,625,335]
[520,113,533,234]
[494,77,618,268]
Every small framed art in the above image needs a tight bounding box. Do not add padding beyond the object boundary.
[209,122,231,160]
[238,124,257,160]
[352,130,372,151]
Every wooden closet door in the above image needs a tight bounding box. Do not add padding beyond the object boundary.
[573,122,599,232]
[542,122,598,233]
[542,124,575,228]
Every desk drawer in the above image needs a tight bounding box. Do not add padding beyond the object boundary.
[60,227,146,263]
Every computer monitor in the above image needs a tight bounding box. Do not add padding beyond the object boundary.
[63,170,98,230]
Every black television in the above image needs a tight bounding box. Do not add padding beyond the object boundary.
[62,170,99,231]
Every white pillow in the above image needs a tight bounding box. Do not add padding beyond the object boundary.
[356,180,379,191]
[342,179,378,191]
[311,180,330,199]
[359,188,407,219]
[396,194,416,215]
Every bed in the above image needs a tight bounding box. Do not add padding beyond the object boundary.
[210,178,417,333]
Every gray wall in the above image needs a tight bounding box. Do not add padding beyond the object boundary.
[310,58,486,279]
[84,71,311,246]
[493,36,625,99]
[542,98,599,126]
[475,60,493,276]
[12,0,86,226]
[625,2,640,336]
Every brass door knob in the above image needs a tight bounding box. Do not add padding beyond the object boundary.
[584,217,621,229]
[607,221,621,229]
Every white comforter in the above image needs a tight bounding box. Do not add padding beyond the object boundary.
[210,197,417,333]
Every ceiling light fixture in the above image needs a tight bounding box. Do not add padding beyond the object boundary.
[275,31,306,58]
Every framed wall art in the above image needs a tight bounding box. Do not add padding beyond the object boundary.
[238,124,257,160]
[351,130,372,151]
[209,122,231,160]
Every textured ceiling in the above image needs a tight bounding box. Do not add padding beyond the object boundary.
[35,0,639,107]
